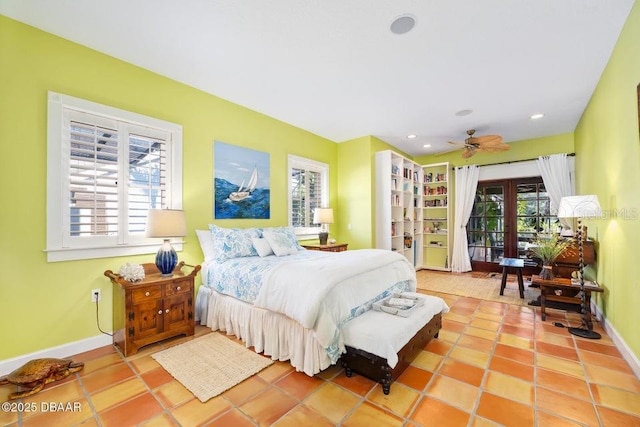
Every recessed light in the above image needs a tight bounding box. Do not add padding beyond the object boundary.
[423,144,431,148]
[530,113,545,120]
[390,15,416,35]
[407,134,417,139]
[455,109,473,117]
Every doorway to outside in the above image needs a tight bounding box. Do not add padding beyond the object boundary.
[467,177,559,274]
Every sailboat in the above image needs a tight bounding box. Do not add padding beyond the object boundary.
[228,167,258,202]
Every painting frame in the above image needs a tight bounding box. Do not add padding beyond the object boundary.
[213,141,270,219]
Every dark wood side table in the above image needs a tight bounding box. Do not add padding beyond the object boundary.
[105,262,200,356]
[530,275,603,325]
[302,243,348,252]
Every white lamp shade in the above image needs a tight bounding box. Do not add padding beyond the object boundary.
[557,195,603,219]
[146,209,187,237]
[313,208,334,224]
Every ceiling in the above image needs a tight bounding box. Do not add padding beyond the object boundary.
[1,0,635,156]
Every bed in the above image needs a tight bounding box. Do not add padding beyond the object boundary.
[195,225,448,376]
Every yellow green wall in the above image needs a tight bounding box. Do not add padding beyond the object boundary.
[574,0,640,358]
[0,16,338,360]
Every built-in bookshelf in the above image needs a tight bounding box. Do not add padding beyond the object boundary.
[375,150,423,269]
[422,162,451,271]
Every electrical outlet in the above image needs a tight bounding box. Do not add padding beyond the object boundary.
[91,289,101,302]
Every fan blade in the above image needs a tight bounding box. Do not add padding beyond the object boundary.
[472,135,503,146]
[479,144,511,153]
[435,147,464,156]
[461,148,476,158]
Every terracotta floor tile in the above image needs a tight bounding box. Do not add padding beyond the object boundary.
[153,380,194,409]
[503,313,535,328]
[90,377,147,412]
[579,349,636,375]
[457,334,494,353]
[536,410,587,427]
[536,368,591,401]
[483,371,534,405]
[332,370,376,396]
[442,318,467,332]
[449,345,490,369]
[99,393,163,427]
[129,354,162,374]
[275,370,325,400]
[597,405,640,427]
[171,394,231,426]
[489,356,533,382]
[437,358,485,387]
[79,353,124,376]
[493,343,534,365]
[536,341,579,361]
[425,338,452,356]
[437,329,461,344]
[81,362,136,394]
[22,398,93,427]
[445,311,473,324]
[22,379,84,407]
[222,374,270,405]
[469,318,501,332]
[72,345,117,363]
[536,387,599,426]
[367,382,420,417]
[590,383,640,417]
[141,366,174,389]
[303,383,361,424]
[411,349,444,371]
[208,408,258,427]
[396,365,433,390]
[476,392,534,427]
[536,353,584,378]
[575,339,623,358]
[140,412,179,426]
[498,332,533,350]
[478,303,506,315]
[470,416,503,427]
[474,311,504,323]
[271,404,334,427]
[501,324,535,340]
[257,360,295,383]
[342,401,403,427]
[535,330,575,348]
[424,374,480,412]
[465,326,498,341]
[584,364,640,393]
[410,396,471,427]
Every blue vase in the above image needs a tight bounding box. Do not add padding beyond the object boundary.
[156,239,178,275]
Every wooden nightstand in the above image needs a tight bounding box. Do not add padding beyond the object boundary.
[105,262,200,356]
[302,243,348,252]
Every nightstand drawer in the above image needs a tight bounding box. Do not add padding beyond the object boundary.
[132,286,162,303]
[165,280,191,296]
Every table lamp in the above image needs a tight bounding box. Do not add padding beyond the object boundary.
[313,208,334,245]
[146,209,186,276]
[557,195,603,339]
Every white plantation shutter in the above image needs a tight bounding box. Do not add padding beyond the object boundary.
[47,92,182,261]
[288,155,328,237]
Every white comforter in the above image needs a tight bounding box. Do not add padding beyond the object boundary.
[253,249,416,362]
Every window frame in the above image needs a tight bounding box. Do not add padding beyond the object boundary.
[287,155,329,239]
[46,91,183,262]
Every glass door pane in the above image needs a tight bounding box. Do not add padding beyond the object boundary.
[468,184,505,264]
[516,181,558,258]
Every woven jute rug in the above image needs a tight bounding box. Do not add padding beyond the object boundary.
[152,333,273,402]
[417,270,539,306]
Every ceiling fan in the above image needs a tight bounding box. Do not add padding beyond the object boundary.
[441,129,510,158]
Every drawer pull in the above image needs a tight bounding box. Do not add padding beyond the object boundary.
[145,291,150,297]
[158,310,163,315]
[176,286,181,291]
[165,309,170,314]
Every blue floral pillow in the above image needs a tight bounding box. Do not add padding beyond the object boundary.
[262,226,302,257]
[208,224,260,263]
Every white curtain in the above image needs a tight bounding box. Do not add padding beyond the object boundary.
[536,154,574,229]
[451,165,480,272]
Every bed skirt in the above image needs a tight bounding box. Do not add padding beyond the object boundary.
[203,289,332,376]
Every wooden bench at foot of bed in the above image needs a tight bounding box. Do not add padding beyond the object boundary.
[341,312,443,395]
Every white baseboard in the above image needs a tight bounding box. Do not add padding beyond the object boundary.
[592,302,640,379]
[0,334,112,376]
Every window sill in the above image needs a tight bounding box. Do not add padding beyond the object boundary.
[45,242,184,262]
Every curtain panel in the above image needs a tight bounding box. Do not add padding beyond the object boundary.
[451,165,480,272]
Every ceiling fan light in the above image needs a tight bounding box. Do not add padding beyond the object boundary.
[530,113,545,120]
[407,134,417,139]
[455,109,473,117]
[423,144,431,148]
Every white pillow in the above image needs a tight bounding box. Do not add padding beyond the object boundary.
[263,226,301,257]
[251,237,274,257]
[208,224,260,263]
[196,229,215,262]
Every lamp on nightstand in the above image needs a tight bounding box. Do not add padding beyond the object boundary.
[313,208,334,245]
[146,209,186,276]
[557,195,603,339]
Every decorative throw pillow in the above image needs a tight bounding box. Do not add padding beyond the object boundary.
[208,224,260,263]
[196,229,216,262]
[262,226,302,257]
[251,237,274,257]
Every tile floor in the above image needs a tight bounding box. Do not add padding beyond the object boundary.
[2,290,640,426]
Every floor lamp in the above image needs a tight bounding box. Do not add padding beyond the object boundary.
[557,195,603,339]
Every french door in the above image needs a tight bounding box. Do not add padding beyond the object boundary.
[467,177,557,273]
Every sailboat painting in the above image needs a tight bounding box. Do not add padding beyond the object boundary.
[214,141,270,219]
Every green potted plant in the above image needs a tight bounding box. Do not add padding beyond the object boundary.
[528,234,571,280]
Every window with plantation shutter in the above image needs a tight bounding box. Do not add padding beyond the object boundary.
[288,155,329,238]
[47,92,182,262]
